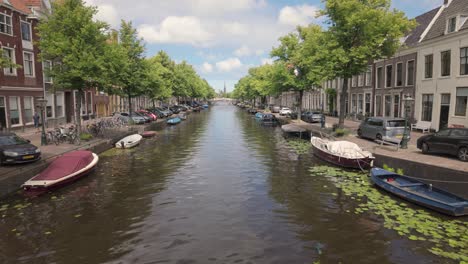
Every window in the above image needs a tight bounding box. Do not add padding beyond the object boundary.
[396,63,403,86]
[43,61,53,83]
[422,94,434,121]
[9,97,21,126]
[23,52,34,77]
[2,48,16,75]
[0,13,12,35]
[21,21,31,41]
[455,87,468,116]
[358,94,363,114]
[24,96,34,124]
[365,93,371,114]
[386,65,393,87]
[407,60,415,86]
[87,92,92,114]
[351,94,357,113]
[56,92,64,117]
[452,129,468,137]
[358,74,364,87]
[460,47,468,76]
[394,94,400,117]
[46,92,54,118]
[447,17,457,33]
[375,95,382,116]
[384,95,392,117]
[352,76,357,87]
[365,66,372,86]
[81,93,86,115]
[377,67,383,88]
[425,54,433,79]
[441,50,451,77]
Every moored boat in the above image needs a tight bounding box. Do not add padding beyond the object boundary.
[202,104,209,109]
[255,112,264,119]
[310,136,374,169]
[370,167,468,216]
[22,150,99,194]
[141,131,157,138]
[167,117,182,125]
[179,113,187,120]
[116,134,142,149]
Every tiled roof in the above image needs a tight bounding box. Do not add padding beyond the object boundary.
[0,0,32,14]
[423,0,468,42]
[405,7,440,46]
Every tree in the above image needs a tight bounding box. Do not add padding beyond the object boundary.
[321,0,416,127]
[38,0,109,134]
[143,57,172,107]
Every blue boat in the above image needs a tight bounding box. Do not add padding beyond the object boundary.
[255,112,264,119]
[370,168,468,216]
[167,117,182,125]
[202,104,209,109]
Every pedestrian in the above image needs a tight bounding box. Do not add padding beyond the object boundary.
[321,114,326,129]
[33,112,40,131]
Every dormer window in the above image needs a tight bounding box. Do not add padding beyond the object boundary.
[447,17,457,33]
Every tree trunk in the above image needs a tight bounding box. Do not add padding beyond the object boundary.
[128,93,132,117]
[339,77,349,128]
[297,90,303,121]
[152,98,156,109]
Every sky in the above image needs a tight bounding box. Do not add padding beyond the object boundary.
[85,0,443,93]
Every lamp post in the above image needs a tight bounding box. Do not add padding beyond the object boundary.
[401,94,414,149]
[36,98,48,146]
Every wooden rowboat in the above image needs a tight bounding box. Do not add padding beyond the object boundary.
[370,167,468,216]
[310,137,374,169]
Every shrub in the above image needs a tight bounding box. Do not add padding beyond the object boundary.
[333,128,350,137]
[80,132,93,141]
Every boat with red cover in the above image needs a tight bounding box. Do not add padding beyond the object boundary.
[22,150,99,194]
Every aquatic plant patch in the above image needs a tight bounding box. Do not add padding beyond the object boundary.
[286,138,311,155]
[309,165,468,262]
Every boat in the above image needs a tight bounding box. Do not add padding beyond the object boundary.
[370,167,468,216]
[310,136,374,169]
[255,112,264,119]
[22,150,99,193]
[202,104,209,109]
[179,113,187,120]
[260,113,278,126]
[167,117,182,125]
[141,131,157,138]
[115,134,142,149]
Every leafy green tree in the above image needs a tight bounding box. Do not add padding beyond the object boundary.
[38,0,108,133]
[143,57,172,107]
[321,0,416,127]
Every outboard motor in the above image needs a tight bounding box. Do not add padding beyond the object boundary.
[120,141,125,149]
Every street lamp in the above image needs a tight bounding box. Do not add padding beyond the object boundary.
[36,98,48,146]
[401,94,414,149]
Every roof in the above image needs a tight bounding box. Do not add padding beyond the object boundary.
[423,0,468,42]
[0,0,32,14]
[404,7,440,46]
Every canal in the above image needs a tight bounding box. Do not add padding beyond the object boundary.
[0,103,466,263]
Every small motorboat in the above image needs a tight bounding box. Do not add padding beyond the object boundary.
[255,112,264,119]
[116,134,142,149]
[141,131,157,138]
[370,168,468,216]
[310,136,374,169]
[167,117,182,125]
[22,150,99,193]
[179,113,187,120]
[260,113,277,126]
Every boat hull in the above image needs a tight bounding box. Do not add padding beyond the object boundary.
[311,143,374,170]
[370,168,468,216]
[141,131,156,138]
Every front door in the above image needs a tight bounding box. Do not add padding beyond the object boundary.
[65,92,73,123]
[439,94,450,131]
[0,97,6,130]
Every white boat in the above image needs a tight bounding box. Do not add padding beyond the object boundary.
[115,134,142,149]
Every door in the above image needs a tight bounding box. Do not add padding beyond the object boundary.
[65,92,73,123]
[0,97,6,130]
[429,129,451,153]
[439,94,450,131]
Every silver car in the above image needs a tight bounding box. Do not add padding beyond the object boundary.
[358,117,410,144]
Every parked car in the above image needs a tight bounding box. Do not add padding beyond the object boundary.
[358,117,410,144]
[132,112,151,123]
[0,133,41,165]
[272,106,281,113]
[279,107,292,116]
[113,112,146,124]
[137,110,158,121]
[148,108,166,118]
[417,128,468,162]
[302,111,323,123]
[169,106,181,114]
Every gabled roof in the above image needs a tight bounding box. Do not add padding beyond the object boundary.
[404,7,441,46]
[423,0,468,42]
[0,0,32,14]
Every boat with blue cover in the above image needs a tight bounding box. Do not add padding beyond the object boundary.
[167,117,182,125]
[255,112,264,119]
[202,104,209,109]
[370,167,468,216]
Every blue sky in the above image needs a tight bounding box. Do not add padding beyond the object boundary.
[86,0,442,93]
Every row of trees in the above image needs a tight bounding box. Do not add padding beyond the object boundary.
[232,0,416,127]
[38,0,215,133]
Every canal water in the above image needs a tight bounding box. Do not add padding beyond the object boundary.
[0,103,464,263]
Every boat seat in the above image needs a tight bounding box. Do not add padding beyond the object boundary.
[399,183,425,187]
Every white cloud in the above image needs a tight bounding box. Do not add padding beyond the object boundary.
[222,22,249,36]
[261,58,274,65]
[255,49,265,56]
[193,0,266,14]
[234,45,252,57]
[278,5,319,26]
[138,16,213,46]
[202,62,214,73]
[216,58,243,72]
